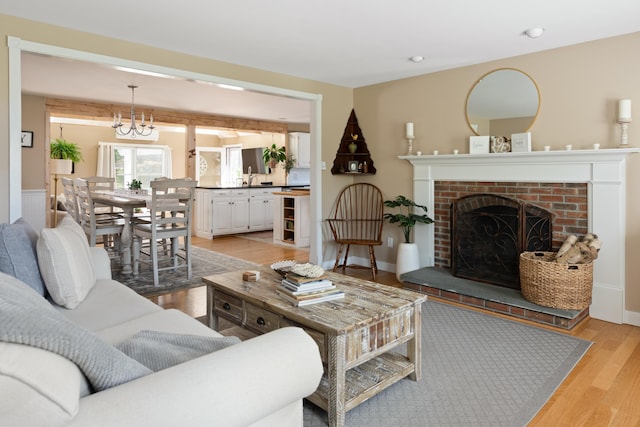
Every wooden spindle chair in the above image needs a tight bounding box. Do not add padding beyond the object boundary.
[327,183,384,280]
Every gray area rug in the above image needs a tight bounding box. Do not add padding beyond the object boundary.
[304,300,592,427]
[112,246,260,297]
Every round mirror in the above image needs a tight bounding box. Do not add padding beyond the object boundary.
[466,68,540,136]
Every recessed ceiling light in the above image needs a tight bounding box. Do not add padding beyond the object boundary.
[524,28,544,38]
[409,56,424,63]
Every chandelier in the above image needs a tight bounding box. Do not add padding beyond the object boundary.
[112,85,155,137]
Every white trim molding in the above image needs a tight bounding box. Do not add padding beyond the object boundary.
[401,148,640,324]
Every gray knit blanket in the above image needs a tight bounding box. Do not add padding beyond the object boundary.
[0,272,239,392]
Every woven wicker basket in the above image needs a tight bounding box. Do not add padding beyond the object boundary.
[519,251,593,310]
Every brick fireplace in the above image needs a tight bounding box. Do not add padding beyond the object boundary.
[401,149,638,324]
[438,181,587,290]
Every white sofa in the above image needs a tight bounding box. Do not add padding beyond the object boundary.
[0,217,323,426]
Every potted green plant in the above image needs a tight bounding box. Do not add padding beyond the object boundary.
[50,138,83,175]
[284,154,296,175]
[384,195,434,280]
[263,144,287,169]
[128,179,142,190]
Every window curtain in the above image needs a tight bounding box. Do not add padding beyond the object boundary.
[97,142,116,178]
[163,147,173,178]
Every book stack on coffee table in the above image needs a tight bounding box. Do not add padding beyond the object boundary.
[276,272,345,306]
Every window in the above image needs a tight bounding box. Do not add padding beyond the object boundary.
[224,145,242,187]
[98,142,172,189]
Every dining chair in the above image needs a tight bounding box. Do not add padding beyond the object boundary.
[326,183,384,280]
[84,176,122,216]
[132,178,197,287]
[74,178,125,257]
[61,177,80,223]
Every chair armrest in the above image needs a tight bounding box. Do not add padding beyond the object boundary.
[70,327,323,427]
[89,247,112,280]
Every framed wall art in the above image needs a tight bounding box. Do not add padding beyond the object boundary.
[21,131,33,148]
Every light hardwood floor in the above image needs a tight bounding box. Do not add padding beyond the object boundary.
[150,232,640,426]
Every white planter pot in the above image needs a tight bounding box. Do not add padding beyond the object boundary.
[396,242,421,281]
[51,159,72,175]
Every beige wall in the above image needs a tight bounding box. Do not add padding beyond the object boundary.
[21,95,46,189]
[353,31,640,312]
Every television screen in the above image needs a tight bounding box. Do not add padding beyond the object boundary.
[241,147,267,174]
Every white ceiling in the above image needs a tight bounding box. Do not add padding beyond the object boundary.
[4,1,640,124]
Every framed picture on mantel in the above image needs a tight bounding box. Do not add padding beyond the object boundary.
[511,132,532,152]
[469,135,489,154]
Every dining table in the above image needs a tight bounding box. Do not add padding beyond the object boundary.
[91,190,150,275]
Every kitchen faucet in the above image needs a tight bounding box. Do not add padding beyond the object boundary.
[247,166,254,186]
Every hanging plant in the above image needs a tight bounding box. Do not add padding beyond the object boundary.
[50,138,83,162]
[262,144,287,168]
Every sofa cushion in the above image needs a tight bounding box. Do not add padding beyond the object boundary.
[0,218,47,296]
[55,279,162,332]
[37,216,96,309]
[95,308,223,344]
[0,342,88,426]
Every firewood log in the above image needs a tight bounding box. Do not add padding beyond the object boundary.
[557,235,577,258]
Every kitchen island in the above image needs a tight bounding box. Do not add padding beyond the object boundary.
[272,189,310,247]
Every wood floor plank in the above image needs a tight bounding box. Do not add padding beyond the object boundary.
[150,232,640,426]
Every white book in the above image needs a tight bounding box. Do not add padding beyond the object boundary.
[281,278,333,292]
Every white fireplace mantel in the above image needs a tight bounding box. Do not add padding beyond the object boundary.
[401,148,640,324]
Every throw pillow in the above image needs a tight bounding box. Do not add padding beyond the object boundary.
[0,218,47,296]
[37,216,96,309]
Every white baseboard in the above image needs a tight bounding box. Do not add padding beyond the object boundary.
[623,310,640,326]
[590,283,624,324]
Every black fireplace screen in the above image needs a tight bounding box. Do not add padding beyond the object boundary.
[451,194,552,289]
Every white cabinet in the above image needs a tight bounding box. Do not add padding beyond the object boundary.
[249,188,279,231]
[194,189,213,238]
[289,132,310,168]
[194,187,279,238]
[211,189,249,235]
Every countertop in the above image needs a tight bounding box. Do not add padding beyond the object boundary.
[272,190,310,196]
[197,184,309,190]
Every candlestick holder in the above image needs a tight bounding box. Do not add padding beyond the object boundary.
[618,118,631,146]
[406,136,415,155]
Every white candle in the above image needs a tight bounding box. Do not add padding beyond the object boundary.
[618,99,631,120]
[406,122,414,138]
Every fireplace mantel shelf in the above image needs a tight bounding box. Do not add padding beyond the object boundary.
[403,146,638,324]
[399,147,640,165]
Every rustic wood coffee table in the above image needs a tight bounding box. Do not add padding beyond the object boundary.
[203,266,427,427]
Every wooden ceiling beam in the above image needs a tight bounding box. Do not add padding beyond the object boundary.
[45,98,289,133]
